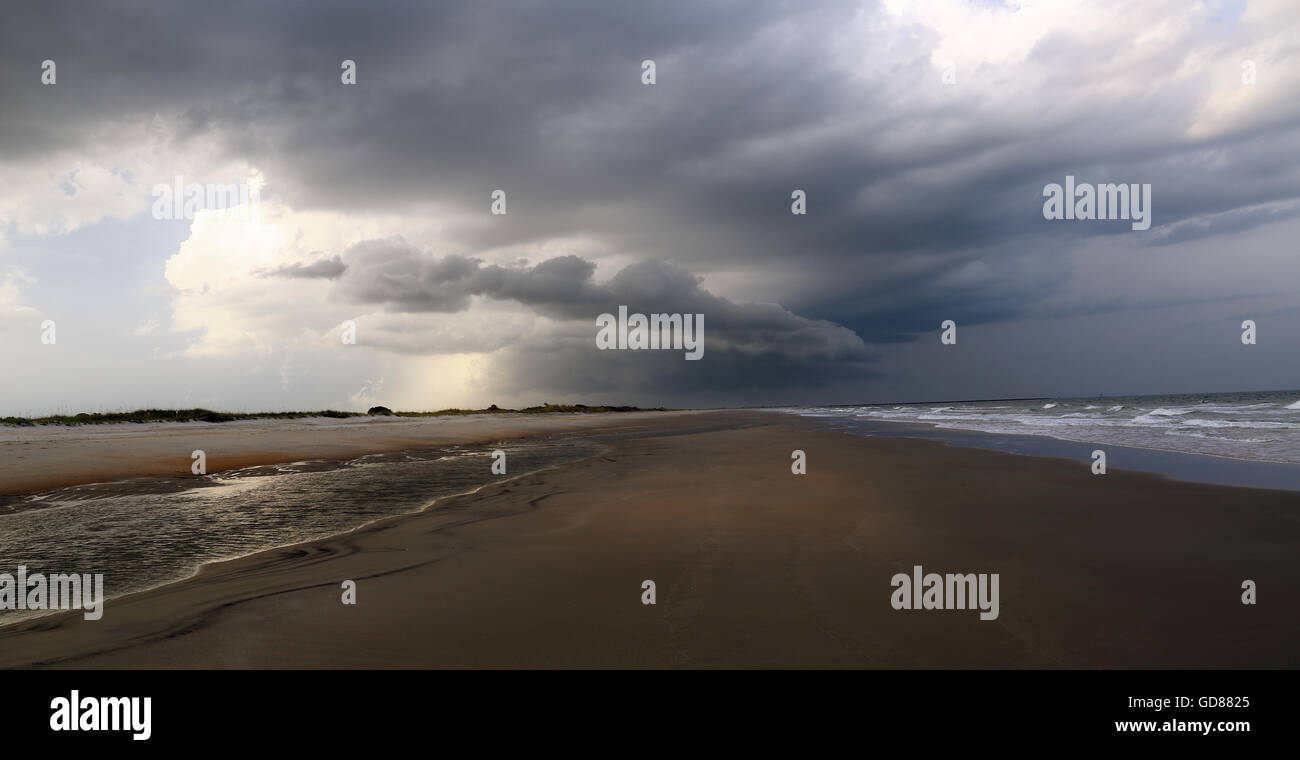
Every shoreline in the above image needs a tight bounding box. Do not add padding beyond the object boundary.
[2,410,1298,668]
[776,412,1300,492]
[11,404,1300,500]
[0,439,613,631]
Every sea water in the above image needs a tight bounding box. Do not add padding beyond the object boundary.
[777,389,1300,491]
[0,438,601,625]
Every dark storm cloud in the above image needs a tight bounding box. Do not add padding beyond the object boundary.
[5,2,1296,270]
[486,335,879,407]
[4,1,1300,402]
[332,238,604,314]
[261,255,347,279]
[333,236,872,366]
[1145,201,1300,247]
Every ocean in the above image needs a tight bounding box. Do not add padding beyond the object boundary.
[778,389,1300,491]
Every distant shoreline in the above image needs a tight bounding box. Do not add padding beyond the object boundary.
[0,403,669,427]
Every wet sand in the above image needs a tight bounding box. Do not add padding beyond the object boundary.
[1,410,1297,668]
[0,411,701,496]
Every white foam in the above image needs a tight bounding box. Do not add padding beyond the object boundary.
[1182,418,1299,429]
[779,395,1300,465]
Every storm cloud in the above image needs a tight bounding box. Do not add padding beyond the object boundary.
[332,236,870,358]
[2,0,1300,412]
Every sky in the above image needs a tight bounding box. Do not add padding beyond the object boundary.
[2,0,1299,415]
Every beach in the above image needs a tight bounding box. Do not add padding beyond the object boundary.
[0,411,702,497]
[1,409,1298,668]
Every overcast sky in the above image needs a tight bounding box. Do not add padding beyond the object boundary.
[2,0,1299,415]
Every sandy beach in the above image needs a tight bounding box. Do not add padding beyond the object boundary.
[1,409,1298,668]
[0,411,701,497]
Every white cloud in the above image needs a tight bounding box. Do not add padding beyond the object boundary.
[0,267,36,326]
[0,117,261,240]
